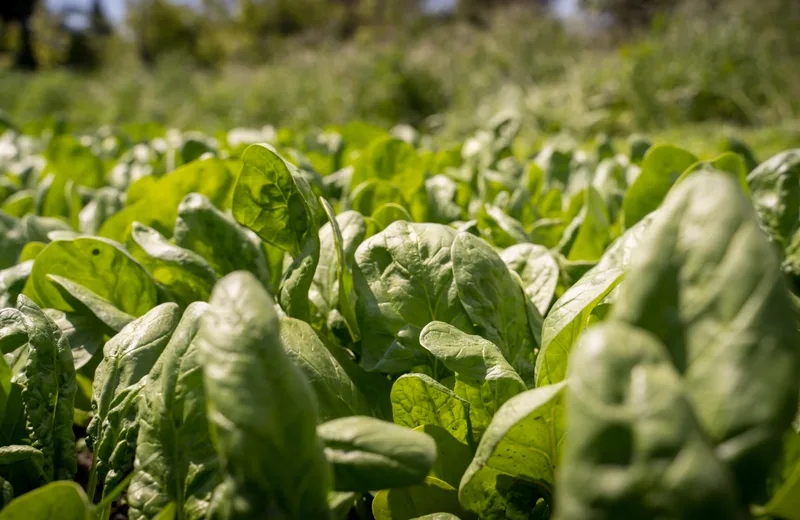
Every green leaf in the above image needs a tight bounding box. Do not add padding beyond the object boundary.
[413,425,472,488]
[534,211,659,387]
[127,222,217,307]
[0,212,26,270]
[459,382,566,519]
[534,268,623,387]
[317,200,361,340]
[280,317,371,422]
[278,234,320,322]
[128,302,219,520]
[351,137,424,213]
[373,203,413,230]
[451,232,540,384]
[372,476,469,520]
[673,152,749,195]
[554,323,742,520]
[426,175,463,224]
[0,481,92,520]
[612,171,800,501]
[43,309,105,370]
[500,244,559,315]
[477,205,529,248]
[15,296,77,482]
[354,222,473,373]
[419,322,526,442]
[174,193,270,287]
[391,374,471,445]
[318,416,436,492]
[0,261,33,308]
[23,236,158,317]
[1,192,34,218]
[47,275,135,332]
[78,187,124,236]
[351,180,408,218]
[622,145,697,228]
[328,491,359,519]
[198,271,331,519]
[87,303,182,495]
[566,186,610,262]
[232,143,322,257]
[100,158,233,242]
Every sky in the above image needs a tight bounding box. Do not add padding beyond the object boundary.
[46,0,579,26]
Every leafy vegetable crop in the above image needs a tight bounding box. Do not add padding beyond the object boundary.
[0,117,798,520]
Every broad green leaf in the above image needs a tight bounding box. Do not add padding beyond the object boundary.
[0,261,32,308]
[351,137,424,213]
[534,268,623,387]
[47,275,135,332]
[0,481,92,520]
[87,304,181,495]
[747,150,800,284]
[754,430,800,520]
[329,491,359,519]
[18,242,45,263]
[673,152,749,194]
[622,145,697,228]
[566,186,610,262]
[420,322,526,442]
[1,191,34,218]
[391,374,471,444]
[534,211,659,387]
[529,218,566,249]
[426,175,463,224]
[319,199,361,340]
[554,323,741,520]
[318,416,436,492]
[500,244,559,315]
[232,143,322,257]
[413,425,472,488]
[100,158,234,242]
[278,234,320,322]
[128,302,219,520]
[198,271,331,519]
[174,193,270,287]
[451,232,540,384]
[372,476,469,520]
[459,382,566,519]
[354,221,473,373]
[0,212,25,270]
[78,187,124,235]
[127,222,217,307]
[23,237,158,317]
[43,309,105,370]
[280,317,371,422]
[351,180,408,217]
[373,203,413,230]
[477,205,529,248]
[612,171,800,500]
[16,296,76,482]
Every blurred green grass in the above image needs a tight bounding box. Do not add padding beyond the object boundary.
[2,0,799,147]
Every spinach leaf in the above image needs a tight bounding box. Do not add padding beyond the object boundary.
[622,145,697,228]
[100,158,234,242]
[17,296,76,482]
[554,323,742,520]
[127,222,217,308]
[459,382,566,519]
[419,322,526,442]
[612,171,800,500]
[500,244,559,315]
[451,232,541,384]
[391,374,471,445]
[280,317,371,422]
[23,236,158,317]
[128,302,219,520]
[0,481,92,520]
[371,476,470,520]
[354,222,473,373]
[87,303,181,497]
[318,416,436,492]
[174,193,270,287]
[198,271,331,519]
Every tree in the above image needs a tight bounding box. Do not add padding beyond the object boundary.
[0,0,38,69]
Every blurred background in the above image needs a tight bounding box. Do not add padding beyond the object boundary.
[1,0,799,144]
